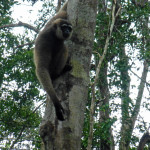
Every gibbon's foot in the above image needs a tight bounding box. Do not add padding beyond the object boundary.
[51,64,72,81]
[55,102,66,121]
[62,64,72,73]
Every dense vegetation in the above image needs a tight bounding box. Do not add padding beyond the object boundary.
[0,0,149,149]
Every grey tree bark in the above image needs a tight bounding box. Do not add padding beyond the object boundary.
[137,132,150,150]
[39,0,97,150]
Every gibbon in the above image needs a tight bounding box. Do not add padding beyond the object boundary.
[34,1,72,121]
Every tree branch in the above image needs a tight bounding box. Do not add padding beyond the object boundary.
[129,69,150,86]
[9,125,26,150]
[132,61,149,127]
[138,132,150,150]
[93,1,121,87]
[14,42,34,49]
[0,21,39,33]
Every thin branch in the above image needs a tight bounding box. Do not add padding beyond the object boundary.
[93,51,102,59]
[129,69,150,86]
[9,126,26,150]
[0,21,39,33]
[132,61,149,126]
[146,83,150,95]
[138,114,147,131]
[93,3,121,87]
[14,42,34,49]
[87,1,121,150]
[32,101,45,114]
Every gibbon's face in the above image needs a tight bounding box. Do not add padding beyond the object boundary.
[61,24,72,39]
[54,19,73,40]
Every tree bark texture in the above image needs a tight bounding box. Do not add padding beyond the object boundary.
[39,0,97,150]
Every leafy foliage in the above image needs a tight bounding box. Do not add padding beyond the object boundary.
[82,0,150,149]
[0,0,48,149]
[0,0,150,149]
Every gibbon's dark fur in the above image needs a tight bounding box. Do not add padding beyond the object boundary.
[34,1,72,121]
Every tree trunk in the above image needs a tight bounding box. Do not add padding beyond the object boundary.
[39,0,97,150]
[119,59,149,150]
[119,1,149,147]
[138,132,150,150]
[99,64,114,150]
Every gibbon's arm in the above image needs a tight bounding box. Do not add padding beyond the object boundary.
[35,64,65,121]
[58,1,68,12]
[44,1,68,29]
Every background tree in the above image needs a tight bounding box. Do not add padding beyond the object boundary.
[82,0,150,150]
[0,0,45,149]
[0,0,98,149]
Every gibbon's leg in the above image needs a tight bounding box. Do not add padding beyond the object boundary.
[36,66,65,121]
[51,56,72,81]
